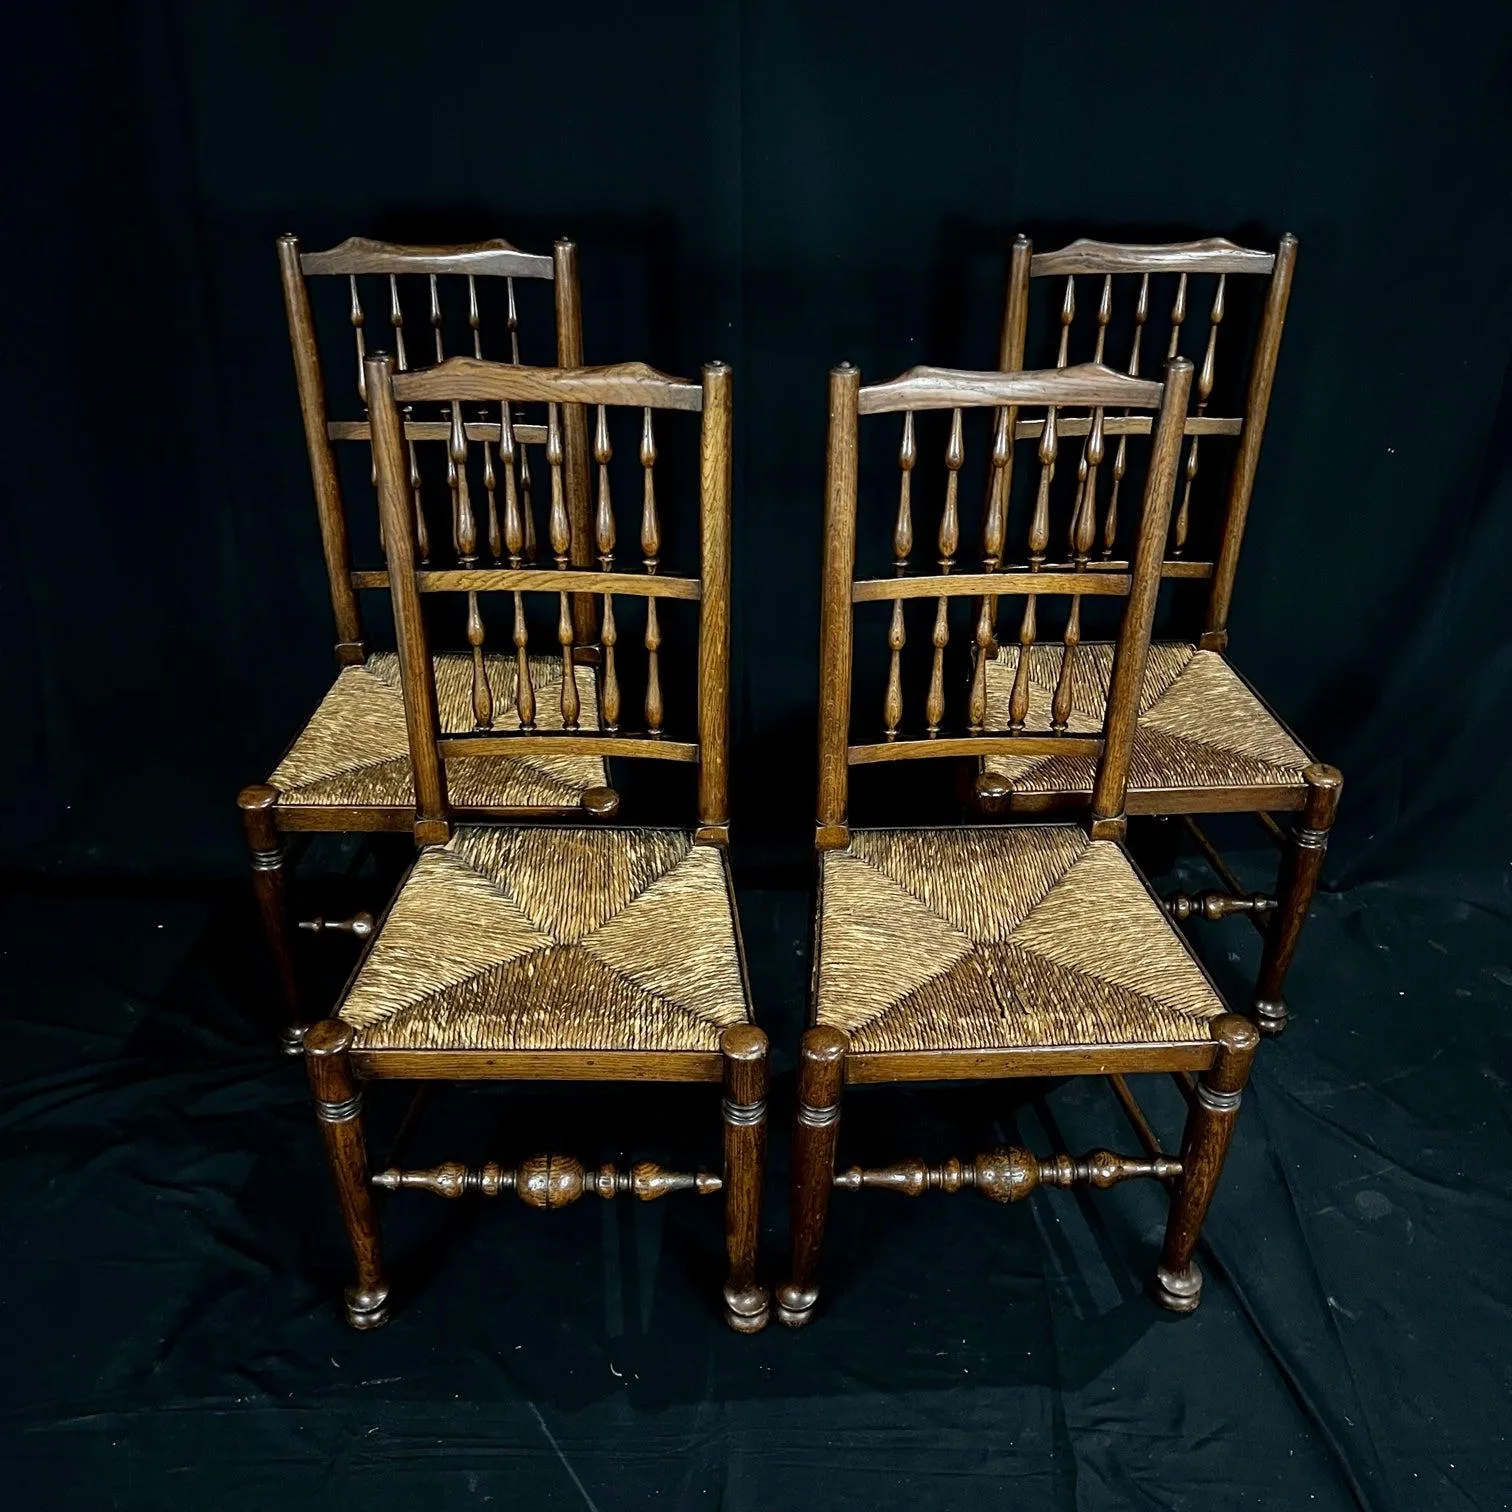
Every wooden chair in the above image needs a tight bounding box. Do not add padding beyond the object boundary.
[780,354,1265,1327]
[240,235,613,1053]
[300,351,769,1334]
[975,235,1341,1036]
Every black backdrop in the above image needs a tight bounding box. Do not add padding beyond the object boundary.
[6,5,1512,1508]
[8,0,1512,901]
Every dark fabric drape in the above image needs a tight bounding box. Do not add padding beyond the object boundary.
[5,0,1511,903]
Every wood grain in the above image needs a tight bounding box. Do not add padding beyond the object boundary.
[1030,236,1275,277]
[859,361,1163,416]
[392,356,703,411]
[300,235,554,279]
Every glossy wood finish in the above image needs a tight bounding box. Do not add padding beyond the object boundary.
[696,364,734,842]
[1155,1013,1258,1311]
[368,354,721,829]
[788,352,1256,1330]
[368,354,451,843]
[1091,360,1192,833]
[372,1156,722,1202]
[552,239,598,651]
[250,230,600,1048]
[278,235,364,664]
[815,367,861,851]
[721,1025,771,1333]
[819,355,1191,849]
[1254,763,1343,1035]
[237,783,302,1051]
[778,1026,846,1327]
[306,352,763,1333]
[987,231,1334,1030]
[833,1147,1182,1196]
[1203,234,1299,650]
[304,1021,389,1329]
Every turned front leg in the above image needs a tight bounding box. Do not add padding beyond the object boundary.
[778,1026,846,1327]
[1255,763,1342,1035]
[305,1021,389,1329]
[1156,1013,1259,1313]
[238,783,304,1053]
[721,1025,770,1333]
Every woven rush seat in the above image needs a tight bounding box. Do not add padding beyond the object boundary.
[339,825,752,1053]
[815,827,1225,1054]
[269,653,607,810]
[981,642,1309,796]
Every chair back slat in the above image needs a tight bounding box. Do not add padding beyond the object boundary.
[816,359,1193,851]
[998,232,1297,650]
[367,354,734,845]
[279,231,592,666]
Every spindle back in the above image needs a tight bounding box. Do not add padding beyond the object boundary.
[998,233,1296,650]
[278,234,594,666]
[816,359,1193,850]
[366,354,733,848]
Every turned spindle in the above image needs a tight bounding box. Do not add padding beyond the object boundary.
[373,1155,722,1205]
[449,398,477,563]
[1009,405,1057,730]
[594,404,615,567]
[547,402,569,567]
[645,598,664,735]
[513,592,535,729]
[601,593,620,729]
[467,592,492,728]
[833,1147,1181,1200]
[1174,275,1225,556]
[500,399,523,563]
[640,407,660,570]
[894,410,916,567]
[1103,273,1149,558]
[557,593,579,728]
[883,599,905,738]
[1056,276,1075,367]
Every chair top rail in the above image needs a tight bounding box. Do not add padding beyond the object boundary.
[1029,236,1278,278]
[857,361,1164,416]
[390,355,705,411]
[298,235,556,280]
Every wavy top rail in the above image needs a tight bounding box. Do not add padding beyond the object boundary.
[857,361,1167,416]
[298,235,556,279]
[387,355,707,411]
[1029,236,1279,277]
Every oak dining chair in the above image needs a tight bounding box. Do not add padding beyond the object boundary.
[300,351,768,1334]
[240,234,611,1053]
[782,353,1264,1327]
[975,234,1341,1036]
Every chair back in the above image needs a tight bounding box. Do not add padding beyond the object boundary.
[278,234,593,663]
[998,234,1296,649]
[816,358,1193,848]
[367,354,733,848]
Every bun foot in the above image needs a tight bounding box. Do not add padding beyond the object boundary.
[1153,1262,1203,1314]
[344,1284,391,1330]
[775,1283,818,1328]
[723,1283,770,1334]
[1254,997,1289,1036]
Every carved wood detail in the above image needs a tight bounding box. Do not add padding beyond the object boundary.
[372,1156,722,1205]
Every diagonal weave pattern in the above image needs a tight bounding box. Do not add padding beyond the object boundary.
[980,642,1310,794]
[815,826,1225,1053]
[339,826,751,1053]
[269,653,607,810]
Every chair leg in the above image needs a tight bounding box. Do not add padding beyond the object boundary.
[1155,1013,1259,1314]
[304,1021,390,1330]
[720,1025,771,1333]
[777,1026,846,1328]
[238,784,305,1054]
[1254,763,1343,1036]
